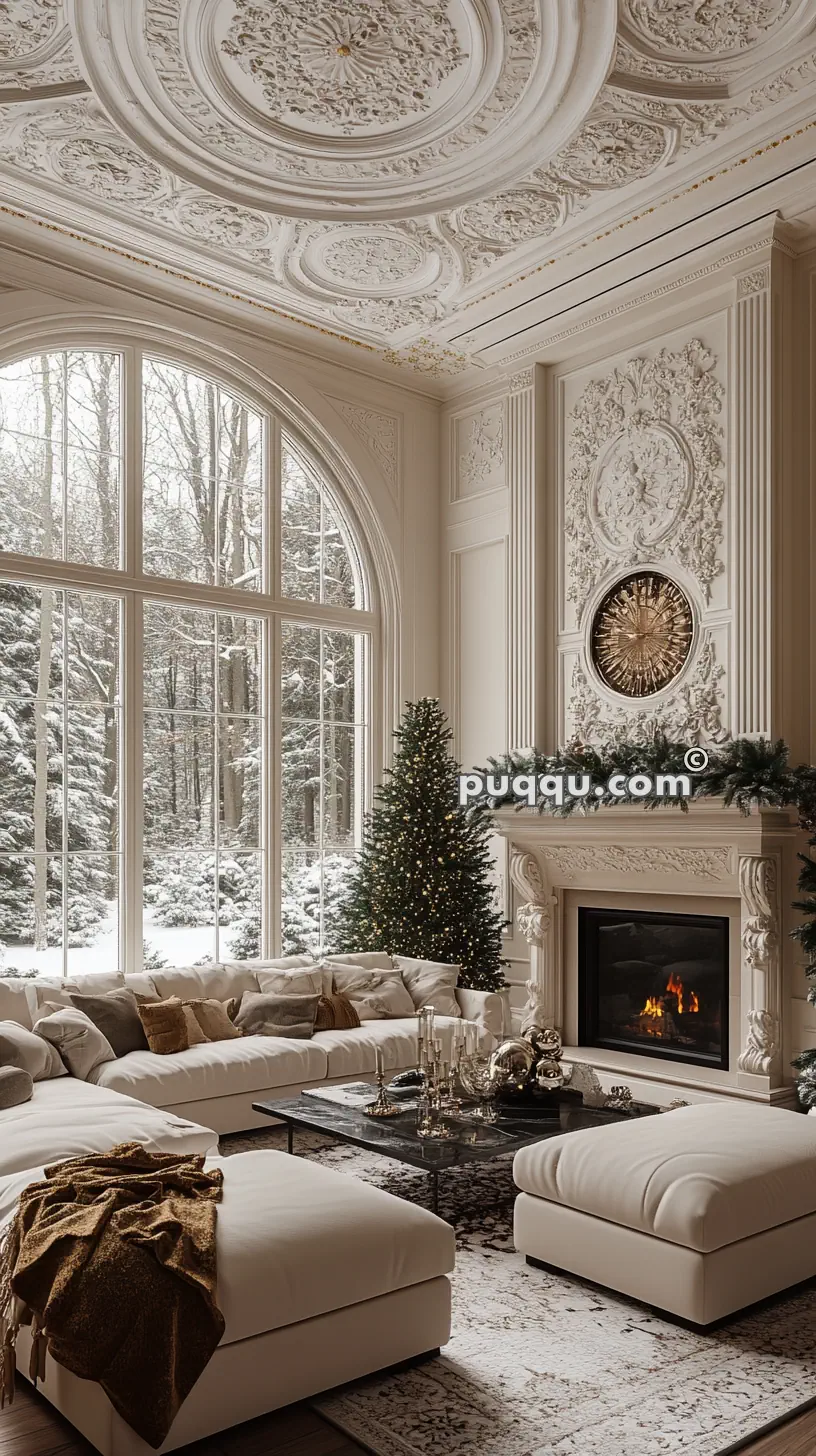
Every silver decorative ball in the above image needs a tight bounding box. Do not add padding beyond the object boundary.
[535,1057,566,1091]
[488,1038,535,1092]
[524,1025,563,1060]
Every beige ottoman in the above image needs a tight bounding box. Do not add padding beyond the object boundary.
[13,1149,455,1454]
[513,1102,816,1327]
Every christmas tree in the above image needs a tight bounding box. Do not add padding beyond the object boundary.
[792,839,816,1106]
[329,697,507,991]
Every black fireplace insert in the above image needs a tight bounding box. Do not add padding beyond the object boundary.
[578,906,729,1070]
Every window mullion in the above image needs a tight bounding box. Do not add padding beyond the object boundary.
[122,592,143,975]
[266,614,280,958]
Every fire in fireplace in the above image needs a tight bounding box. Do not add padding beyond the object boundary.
[578,906,729,1069]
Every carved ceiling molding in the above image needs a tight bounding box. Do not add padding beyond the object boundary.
[0,1,814,363]
[67,0,617,221]
[327,396,401,501]
[565,340,726,614]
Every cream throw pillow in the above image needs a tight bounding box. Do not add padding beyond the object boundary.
[0,1020,66,1080]
[257,966,330,997]
[329,964,416,1021]
[34,1006,116,1080]
[392,957,461,1019]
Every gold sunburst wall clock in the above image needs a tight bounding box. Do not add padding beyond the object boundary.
[590,571,694,698]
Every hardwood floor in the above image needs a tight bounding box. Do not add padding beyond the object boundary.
[4,1377,816,1456]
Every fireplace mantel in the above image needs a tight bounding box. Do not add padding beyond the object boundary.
[493,802,803,1105]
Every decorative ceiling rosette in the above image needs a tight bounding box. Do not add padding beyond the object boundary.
[66,0,617,220]
[0,0,80,92]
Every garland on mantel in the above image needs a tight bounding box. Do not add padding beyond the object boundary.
[482,735,816,830]
[482,734,816,1108]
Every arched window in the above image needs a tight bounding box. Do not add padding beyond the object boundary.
[0,346,372,975]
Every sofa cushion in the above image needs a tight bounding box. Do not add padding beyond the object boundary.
[512,1102,816,1254]
[150,965,260,1003]
[0,978,38,1029]
[313,1016,466,1079]
[329,964,416,1021]
[0,1020,66,1080]
[323,951,394,971]
[89,1035,328,1107]
[206,1150,455,1345]
[188,999,242,1043]
[394,956,461,1019]
[256,966,330,998]
[138,997,194,1054]
[69,987,148,1057]
[315,993,360,1032]
[234,991,319,1039]
[32,972,124,1010]
[228,956,315,971]
[0,1066,33,1109]
[34,1006,116,1080]
[0,1078,218,1178]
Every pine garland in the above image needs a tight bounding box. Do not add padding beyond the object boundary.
[328,698,507,992]
[483,735,816,827]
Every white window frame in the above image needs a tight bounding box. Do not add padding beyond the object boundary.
[0,338,376,974]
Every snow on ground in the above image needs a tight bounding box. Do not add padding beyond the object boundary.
[1,903,215,976]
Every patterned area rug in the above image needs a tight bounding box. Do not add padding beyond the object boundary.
[220,1125,816,1456]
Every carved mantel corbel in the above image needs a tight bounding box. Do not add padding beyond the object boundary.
[737,855,781,1078]
[508,847,559,1032]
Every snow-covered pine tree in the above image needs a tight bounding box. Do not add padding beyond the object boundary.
[329,697,507,991]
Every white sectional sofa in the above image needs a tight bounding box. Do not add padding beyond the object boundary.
[0,956,507,1135]
[0,954,475,1453]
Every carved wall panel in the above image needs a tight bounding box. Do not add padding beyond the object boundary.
[557,317,730,746]
[452,402,506,500]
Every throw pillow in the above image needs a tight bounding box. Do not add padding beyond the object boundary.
[0,1066,33,1109]
[137,998,189,1055]
[393,956,462,1019]
[314,992,361,1032]
[187,998,243,1042]
[34,1007,116,1080]
[234,991,319,1039]
[256,966,329,998]
[68,987,149,1057]
[328,964,416,1021]
[322,951,394,971]
[0,1020,65,1081]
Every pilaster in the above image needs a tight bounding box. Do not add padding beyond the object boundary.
[733,264,772,738]
[506,367,539,752]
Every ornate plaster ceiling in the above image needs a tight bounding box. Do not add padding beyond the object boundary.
[1,0,816,374]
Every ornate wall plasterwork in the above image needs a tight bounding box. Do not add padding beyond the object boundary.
[455,404,505,497]
[568,635,727,744]
[327,397,401,501]
[538,844,732,880]
[0,1,815,364]
[565,341,726,613]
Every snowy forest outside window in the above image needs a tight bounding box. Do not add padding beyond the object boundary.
[0,347,371,975]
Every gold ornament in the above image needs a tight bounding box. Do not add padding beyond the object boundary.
[591,571,693,698]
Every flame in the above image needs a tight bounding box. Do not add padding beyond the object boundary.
[639,975,700,1020]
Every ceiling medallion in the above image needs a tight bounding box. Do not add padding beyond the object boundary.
[68,0,618,221]
[590,571,694,699]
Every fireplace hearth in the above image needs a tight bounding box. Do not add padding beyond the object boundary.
[578,906,729,1070]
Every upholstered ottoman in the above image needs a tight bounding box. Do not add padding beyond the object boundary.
[513,1102,816,1327]
[13,1149,455,1454]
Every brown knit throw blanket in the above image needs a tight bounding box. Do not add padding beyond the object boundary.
[0,1142,225,1449]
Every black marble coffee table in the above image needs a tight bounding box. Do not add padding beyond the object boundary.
[252,1089,637,1215]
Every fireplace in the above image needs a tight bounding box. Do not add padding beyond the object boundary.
[578,906,729,1070]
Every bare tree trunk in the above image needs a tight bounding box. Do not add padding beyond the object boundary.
[33,355,56,951]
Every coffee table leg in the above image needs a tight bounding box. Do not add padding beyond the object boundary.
[287,1124,294,1155]
[430,1171,439,1216]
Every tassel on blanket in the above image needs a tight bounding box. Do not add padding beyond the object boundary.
[0,1323,16,1410]
[28,1314,47,1387]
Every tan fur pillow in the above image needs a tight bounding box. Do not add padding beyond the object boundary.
[314,993,361,1032]
[137,998,189,1055]
[188,998,242,1042]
